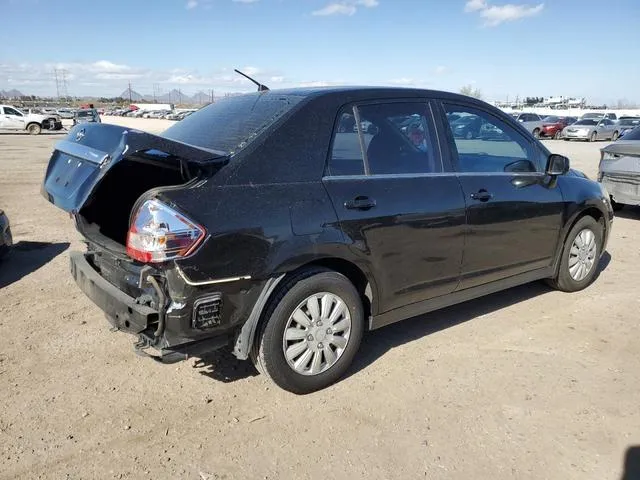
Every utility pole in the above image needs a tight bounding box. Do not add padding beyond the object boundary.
[153,83,159,103]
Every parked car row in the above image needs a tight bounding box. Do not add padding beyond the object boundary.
[102,108,197,121]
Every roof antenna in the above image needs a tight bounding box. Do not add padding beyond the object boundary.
[234,69,270,92]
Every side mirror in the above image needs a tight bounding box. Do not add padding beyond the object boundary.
[546,154,570,176]
[518,118,524,122]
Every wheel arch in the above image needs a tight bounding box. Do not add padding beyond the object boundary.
[552,206,606,276]
[233,255,377,360]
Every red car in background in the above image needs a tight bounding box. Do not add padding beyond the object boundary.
[541,115,578,139]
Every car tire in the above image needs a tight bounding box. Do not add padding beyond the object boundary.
[554,131,562,140]
[465,130,474,140]
[252,267,364,394]
[532,128,540,139]
[590,131,597,142]
[547,216,602,293]
[26,123,41,135]
[611,131,619,141]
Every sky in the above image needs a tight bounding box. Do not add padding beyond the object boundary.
[1,0,639,104]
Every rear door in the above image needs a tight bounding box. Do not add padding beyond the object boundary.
[437,101,564,290]
[323,100,466,314]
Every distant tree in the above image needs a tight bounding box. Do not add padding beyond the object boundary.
[616,98,637,109]
[460,84,483,99]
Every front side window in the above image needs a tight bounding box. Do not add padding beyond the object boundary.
[3,107,22,116]
[328,102,441,176]
[444,104,540,173]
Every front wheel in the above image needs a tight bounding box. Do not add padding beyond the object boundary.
[252,268,364,394]
[554,131,562,140]
[26,123,41,135]
[532,128,540,139]
[611,131,619,141]
[547,216,602,292]
[590,131,597,142]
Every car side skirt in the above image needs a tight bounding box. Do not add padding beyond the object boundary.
[370,266,553,330]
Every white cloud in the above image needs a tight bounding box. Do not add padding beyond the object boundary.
[464,0,487,12]
[186,0,198,9]
[465,1,544,27]
[434,65,448,75]
[312,0,379,16]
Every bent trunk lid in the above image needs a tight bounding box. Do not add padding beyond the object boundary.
[41,123,228,213]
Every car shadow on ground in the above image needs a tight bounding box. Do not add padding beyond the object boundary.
[621,446,640,480]
[193,349,259,383]
[345,252,612,382]
[190,252,612,386]
[0,241,70,289]
[615,206,640,220]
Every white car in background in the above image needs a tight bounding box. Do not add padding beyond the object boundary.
[510,112,544,138]
[0,105,63,134]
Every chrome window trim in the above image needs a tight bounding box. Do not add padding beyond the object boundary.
[175,264,252,286]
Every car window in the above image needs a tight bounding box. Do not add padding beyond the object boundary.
[328,110,366,176]
[443,104,540,174]
[328,102,441,176]
[3,107,22,116]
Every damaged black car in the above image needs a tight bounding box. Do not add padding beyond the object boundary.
[42,86,613,394]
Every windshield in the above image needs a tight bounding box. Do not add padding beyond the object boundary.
[542,116,560,122]
[619,118,640,126]
[76,110,95,117]
[163,93,304,154]
[573,120,598,126]
[452,115,479,125]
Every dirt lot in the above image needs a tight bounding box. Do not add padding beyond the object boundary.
[1,119,639,480]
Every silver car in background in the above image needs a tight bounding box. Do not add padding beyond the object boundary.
[510,112,544,138]
[598,127,640,210]
[562,118,620,142]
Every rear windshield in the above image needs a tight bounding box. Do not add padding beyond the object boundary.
[163,93,304,154]
[622,127,640,140]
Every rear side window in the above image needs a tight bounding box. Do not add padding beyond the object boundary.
[443,104,540,173]
[163,93,303,155]
[328,102,441,176]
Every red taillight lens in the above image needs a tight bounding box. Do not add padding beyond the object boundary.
[126,199,205,263]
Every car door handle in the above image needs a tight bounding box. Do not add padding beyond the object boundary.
[470,190,493,202]
[345,196,376,210]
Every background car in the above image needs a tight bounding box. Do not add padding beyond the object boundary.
[73,108,101,125]
[540,115,577,139]
[510,112,544,138]
[0,209,12,259]
[450,114,483,139]
[598,126,640,210]
[617,117,640,138]
[562,118,620,142]
[56,108,75,119]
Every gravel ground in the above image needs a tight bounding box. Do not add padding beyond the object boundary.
[0,118,639,480]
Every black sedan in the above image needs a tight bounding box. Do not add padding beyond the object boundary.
[0,209,12,259]
[42,86,613,393]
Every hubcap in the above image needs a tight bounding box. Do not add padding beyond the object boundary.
[282,292,352,376]
[568,228,597,281]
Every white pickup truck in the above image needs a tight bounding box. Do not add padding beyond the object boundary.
[0,105,63,134]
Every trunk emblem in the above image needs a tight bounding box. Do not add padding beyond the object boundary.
[75,129,86,141]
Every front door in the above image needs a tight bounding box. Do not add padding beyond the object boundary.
[1,106,26,130]
[439,102,565,290]
[323,101,466,314]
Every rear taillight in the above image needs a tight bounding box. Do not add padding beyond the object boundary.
[126,199,205,263]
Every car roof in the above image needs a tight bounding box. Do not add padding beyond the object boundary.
[228,86,487,104]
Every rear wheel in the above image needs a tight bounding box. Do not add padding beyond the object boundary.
[465,130,474,140]
[590,131,597,142]
[532,128,540,139]
[252,268,364,394]
[26,123,41,135]
[611,131,619,141]
[554,130,562,140]
[547,216,602,292]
